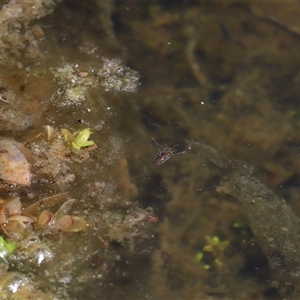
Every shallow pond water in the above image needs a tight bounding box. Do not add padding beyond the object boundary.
[1,1,300,299]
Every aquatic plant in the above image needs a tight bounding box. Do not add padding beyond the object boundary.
[61,128,95,150]
[195,235,229,269]
[202,235,229,253]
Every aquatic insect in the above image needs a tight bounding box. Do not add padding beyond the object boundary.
[152,137,186,166]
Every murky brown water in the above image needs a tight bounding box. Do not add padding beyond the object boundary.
[1,1,300,299]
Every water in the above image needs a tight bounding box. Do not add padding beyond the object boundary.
[1,1,300,299]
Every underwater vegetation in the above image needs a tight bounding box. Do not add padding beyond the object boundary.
[61,128,95,150]
[2,0,300,299]
[195,235,230,269]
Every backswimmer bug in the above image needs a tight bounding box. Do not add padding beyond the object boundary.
[152,137,186,166]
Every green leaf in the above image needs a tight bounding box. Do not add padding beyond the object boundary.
[72,128,95,150]
[62,128,95,150]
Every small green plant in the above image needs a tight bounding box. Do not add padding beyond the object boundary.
[195,235,229,269]
[202,235,229,252]
[0,236,16,259]
[61,128,95,150]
